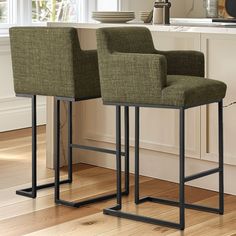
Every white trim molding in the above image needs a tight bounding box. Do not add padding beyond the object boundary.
[0,96,46,132]
[0,36,46,132]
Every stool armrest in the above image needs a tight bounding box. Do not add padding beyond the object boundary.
[77,50,101,99]
[98,52,167,104]
[156,50,205,77]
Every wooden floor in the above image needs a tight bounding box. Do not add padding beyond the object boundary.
[0,128,236,236]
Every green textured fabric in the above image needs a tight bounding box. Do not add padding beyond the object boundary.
[159,50,205,77]
[9,27,100,100]
[162,75,226,107]
[96,27,227,107]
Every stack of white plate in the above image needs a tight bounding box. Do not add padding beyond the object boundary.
[139,11,151,23]
[92,11,135,23]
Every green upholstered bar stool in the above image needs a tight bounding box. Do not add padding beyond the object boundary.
[9,27,130,206]
[96,27,227,230]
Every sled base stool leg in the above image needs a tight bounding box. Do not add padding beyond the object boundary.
[16,95,72,199]
[54,99,130,208]
[104,102,224,231]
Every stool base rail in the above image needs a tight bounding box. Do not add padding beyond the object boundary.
[16,179,72,199]
[16,95,130,201]
[15,95,72,199]
[104,102,224,231]
[54,98,130,208]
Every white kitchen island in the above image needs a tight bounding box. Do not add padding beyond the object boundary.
[47,22,236,195]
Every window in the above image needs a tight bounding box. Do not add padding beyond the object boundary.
[0,0,8,23]
[97,0,118,11]
[32,0,78,23]
[0,0,119,29]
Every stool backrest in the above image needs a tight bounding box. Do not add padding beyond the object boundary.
[96,27,156,55]
[96,27,166,105]
[10,27,97,99]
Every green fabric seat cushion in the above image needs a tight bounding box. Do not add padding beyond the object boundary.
[162,75,227,107]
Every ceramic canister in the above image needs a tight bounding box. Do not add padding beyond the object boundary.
[153,0,163,24]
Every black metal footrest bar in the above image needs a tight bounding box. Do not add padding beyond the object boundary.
[71,144,125,156]
[185,168,220,183]
[103,206,182,230]
[139,196,221,214]
[54,101,130,209]
[56,191,129,208]
[16,179,72,198]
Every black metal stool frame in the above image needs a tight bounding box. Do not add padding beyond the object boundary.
[16,95,130,203]
[15,94,72,199]
[103,101,224,230]
[55,97,130,208]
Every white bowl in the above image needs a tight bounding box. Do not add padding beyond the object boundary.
[139,11,152,23]
[139,11,150,15]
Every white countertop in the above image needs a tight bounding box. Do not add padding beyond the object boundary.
[48,19,236,35]
[1,18,236,38]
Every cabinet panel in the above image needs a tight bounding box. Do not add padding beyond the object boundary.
[79,30,201,159]
[201,34,236,165]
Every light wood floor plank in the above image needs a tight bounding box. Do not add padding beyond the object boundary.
[0,127,236,236]
[25,195,236,236]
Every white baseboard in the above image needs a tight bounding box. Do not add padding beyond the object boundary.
[76,142,236,196]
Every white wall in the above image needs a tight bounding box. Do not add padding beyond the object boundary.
[97,0,117,11]
[121,0,154,12]
[121,0,205,18]
[184,0,206,18]
[170,0,185,17]
[121,0,186,18]
[0,37,46,132]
